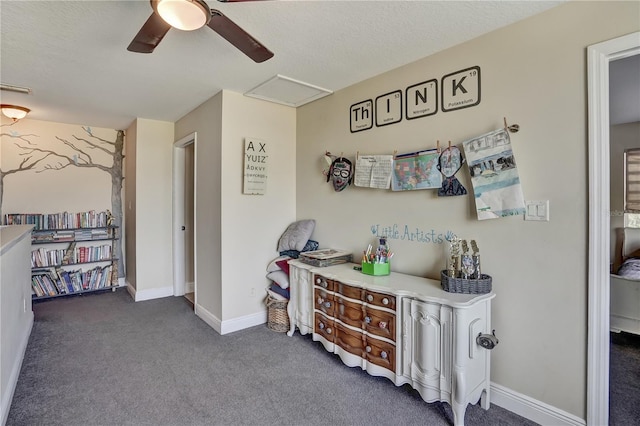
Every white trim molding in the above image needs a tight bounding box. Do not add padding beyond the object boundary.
[195,303,267,336]
[126,281,174,302]
[587,31,640,426]
[491,383,585,426]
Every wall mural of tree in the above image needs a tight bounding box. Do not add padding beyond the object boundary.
[0,123,125,278]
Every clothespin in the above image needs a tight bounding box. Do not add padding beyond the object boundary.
[504,117,520,133]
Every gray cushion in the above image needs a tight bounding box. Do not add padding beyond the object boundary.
[277,219,315,252]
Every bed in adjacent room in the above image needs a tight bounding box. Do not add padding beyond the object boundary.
[611,227,640,335]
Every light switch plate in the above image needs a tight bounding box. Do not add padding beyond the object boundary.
[525,200,549,221]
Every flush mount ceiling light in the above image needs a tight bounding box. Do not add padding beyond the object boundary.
[153,0,209,31]
[1,104,31,121]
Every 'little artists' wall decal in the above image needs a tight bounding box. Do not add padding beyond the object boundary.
[370,223,454,245]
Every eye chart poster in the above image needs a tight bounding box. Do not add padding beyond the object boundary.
[461,128,525,220]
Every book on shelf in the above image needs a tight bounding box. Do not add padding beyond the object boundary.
[4,210,114,230]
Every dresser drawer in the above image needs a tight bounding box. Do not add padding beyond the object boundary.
[314,288,335,316]
[364,307,396,341]
[335,295,365,329]
[335,322,365,358]
[314,275,334,291]
[364,290,396,310]
[315,312,335,342]
[365,337,395,372]
[336,281,364,301]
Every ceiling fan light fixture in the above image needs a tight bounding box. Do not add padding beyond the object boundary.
[155,0,209,31]
[0,104,30,121]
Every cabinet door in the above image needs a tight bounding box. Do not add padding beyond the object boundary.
[402,298,452,395]
[290,264,313,333]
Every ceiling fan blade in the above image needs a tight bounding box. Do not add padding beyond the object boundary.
[207,10,274,63]
[127,12,171,54]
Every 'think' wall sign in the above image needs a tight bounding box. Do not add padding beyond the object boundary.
[350,66,481,133]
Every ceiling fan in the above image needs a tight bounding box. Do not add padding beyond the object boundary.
[127,0,273,63]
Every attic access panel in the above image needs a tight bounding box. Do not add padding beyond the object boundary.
[244,75,333,107]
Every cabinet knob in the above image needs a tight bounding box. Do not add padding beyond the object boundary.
[316,278,321,284]
[319,322,325,330]
[365,346,371,353]
[367,294,374,302]
[326,328,332,334]
[381,351,388,359]
[365,316,371,324]
[382,298,389,305]
[379,321,387,329]
[324,301,331,308]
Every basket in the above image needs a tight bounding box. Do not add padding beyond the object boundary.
[440,270,492,294]
[266,294,290,332]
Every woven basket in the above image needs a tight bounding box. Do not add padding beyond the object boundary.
[440,270,492,294]
[266,294,290,332]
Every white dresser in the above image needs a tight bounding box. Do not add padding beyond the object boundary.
[286,260,495,426]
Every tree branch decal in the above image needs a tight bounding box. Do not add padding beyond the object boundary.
[1,126,126,278]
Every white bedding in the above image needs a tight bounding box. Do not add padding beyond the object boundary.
[610,228,640,335]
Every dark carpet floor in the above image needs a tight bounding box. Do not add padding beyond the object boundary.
[6,289,546,425]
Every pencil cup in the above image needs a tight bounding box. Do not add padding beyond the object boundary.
[361,262,390,276]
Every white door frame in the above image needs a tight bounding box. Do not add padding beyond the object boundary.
[587,31,640,426]
[172,132,197,299]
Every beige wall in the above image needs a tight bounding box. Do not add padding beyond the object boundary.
[175,90,296,328]
[296,1,639,419]
[175,93,224,319]
[129,118,174,299]
[220,91,296,320]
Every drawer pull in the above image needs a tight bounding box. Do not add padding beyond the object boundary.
[381,351,388,359]
[319,322,325,330]
[382,297,389,305]
[326,328,332,334]
[379,321,387,329]
[365,316,371,324]
[367,294,374,302]
[324,301,331,308]
[365,346,371,353]
[316,277,322,284]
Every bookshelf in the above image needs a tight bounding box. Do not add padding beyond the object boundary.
[4,211,119,300]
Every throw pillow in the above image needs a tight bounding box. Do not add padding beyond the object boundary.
[267,270,290,289]
[277,219,316,252]
[267,255,291,272]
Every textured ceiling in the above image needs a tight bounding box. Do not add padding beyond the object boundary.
[1,0,565,130]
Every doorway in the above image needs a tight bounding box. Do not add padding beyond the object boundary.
[587,32,640,426]
[173,132,197,309]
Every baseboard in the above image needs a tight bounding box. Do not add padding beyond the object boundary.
[1,312,33,426]
[220,310,267,335]
[195,303,267,335]
[194,303,221,334]
[126,281,174,302]
[491,382,585,426]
